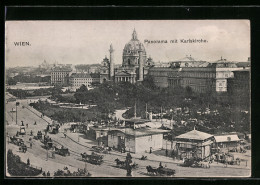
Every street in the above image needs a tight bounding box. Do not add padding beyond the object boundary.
[5,93,251,177]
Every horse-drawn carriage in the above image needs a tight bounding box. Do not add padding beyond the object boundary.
[55,146,70,156]
[178,158,210,168]
[34,131,43,140]
[19,126,26,135]
[146,165,175,176]
[215,153,240,165]
[92,146,109,154]
[47,123,60,134]
[114,158,139,170]
[19,144,27,153]
[81,152,103,165]
[10,136,24,146]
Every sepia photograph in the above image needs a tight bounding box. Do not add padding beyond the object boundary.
[5,20,251,178]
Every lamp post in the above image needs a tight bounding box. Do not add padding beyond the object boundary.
[15,102,19,125]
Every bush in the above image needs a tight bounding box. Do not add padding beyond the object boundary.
[7,150,42,176]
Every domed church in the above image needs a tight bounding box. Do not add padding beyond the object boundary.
[100,29,154,84]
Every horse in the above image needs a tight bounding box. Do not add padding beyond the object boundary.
[81,152,89,161]
[199,161,210,168]
[115,158,125,166]
[140,155,147,160]
[146,165,158,175]
[131,162,138,169]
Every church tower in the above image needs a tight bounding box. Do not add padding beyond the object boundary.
[109,44,114,80]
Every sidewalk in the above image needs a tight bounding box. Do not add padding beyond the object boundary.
[64,131,250,170]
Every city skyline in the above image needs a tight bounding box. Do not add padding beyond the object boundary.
[5,20,250,68]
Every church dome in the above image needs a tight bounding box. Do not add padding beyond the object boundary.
[123,29,146,56]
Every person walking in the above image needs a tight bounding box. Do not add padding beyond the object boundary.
[27,158,30,166]
[47,171,50,176]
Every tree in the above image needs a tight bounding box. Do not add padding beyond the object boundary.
[7,78,17,85]
[74,85,89,104]
[185,86,193,97]
[142,75,156,89]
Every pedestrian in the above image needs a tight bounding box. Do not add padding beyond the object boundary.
[52,151,55,159]
[21,121,24,126]
[42,171,46,177]
[64,133,66,138]
[150,147,152,154]
[159,162,162,168]
[27,158,30,165]
[47,171,50,176]
[30,130,33,136]
[34,121,37,125]
[16,131,19,137]
[30,142,32,149]
[26,123,28,128]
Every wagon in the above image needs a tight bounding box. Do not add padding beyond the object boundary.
[146,165,175,176]
[55,146,70,156]
[10,136,24,146]
[45,141,54,150]
[92,146,108,154]
[19,144,27,153]
[81,152,103,165]
[157,166,176,176]
[19,126,26,135]
[178,158,201,167]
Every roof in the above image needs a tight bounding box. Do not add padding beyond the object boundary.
[236,62,250,68]
[90,73,100,78]
[176,129,213,141]
[70,73,91,78]
[108,128,169,138]
[115,71,132,76]
[214,134,240,143]
[149,67,173,72]
[124,118,150,124]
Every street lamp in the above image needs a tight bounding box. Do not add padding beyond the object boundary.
[15,102,20,125]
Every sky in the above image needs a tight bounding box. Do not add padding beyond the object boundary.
[5,20,250,68]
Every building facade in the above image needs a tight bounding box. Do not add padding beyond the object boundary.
[100,29,154,84]
[148,57,244,93]
[175,129,215,159]
[107,128,165,153]
[70,73,100,89]
[227,69,250,97]
[214,134,240,148]
[51,65,72,86]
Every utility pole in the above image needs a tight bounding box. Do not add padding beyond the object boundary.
[134,101,136,118]
[145,103,147,119]
[161,106,163,124]
[15,102,19,125]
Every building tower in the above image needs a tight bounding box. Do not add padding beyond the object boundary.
[109,44,114,80]
[138,43,144,81]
